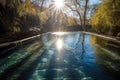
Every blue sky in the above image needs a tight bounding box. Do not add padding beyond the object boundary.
[89,0,101,5]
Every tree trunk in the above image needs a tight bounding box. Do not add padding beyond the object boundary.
[40,0,45,11]
[83,0,89,31]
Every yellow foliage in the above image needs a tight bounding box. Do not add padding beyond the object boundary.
[90,0,120,34]
[13,27,20,32]
[39,11,48,24]
[68,16,77,26]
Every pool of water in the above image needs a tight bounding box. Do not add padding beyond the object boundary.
[0,32,120,80]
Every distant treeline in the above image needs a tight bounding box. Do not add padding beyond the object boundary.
[42,25,91,32]
[0,0,120,43]
[0,0,79,35]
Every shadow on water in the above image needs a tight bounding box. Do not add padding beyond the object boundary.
[0,36,44,80]
[44,52,57,80]
[0,53,33,80]
[0,32,120,80]
[0,37,41,59]
[29,32,87,80]
[90,35,120,80]
[0,44,18,59]
[16,50,46,80]
[75,32,85,59]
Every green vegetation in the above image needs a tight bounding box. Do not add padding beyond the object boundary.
[0,0,120,42]
[91,0,120,36]
[117,32,120,37]
[0,0,79,34]
[0,0,48,33]
[0,0,21,33]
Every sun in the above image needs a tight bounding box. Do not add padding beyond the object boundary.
[54,0,64,9]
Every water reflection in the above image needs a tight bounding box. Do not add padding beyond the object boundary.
[52,32,66,36]
[56,38,63,50]
[90,35,120,79]
[0,32,119,80]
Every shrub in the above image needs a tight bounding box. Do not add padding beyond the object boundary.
[117,32,120,37]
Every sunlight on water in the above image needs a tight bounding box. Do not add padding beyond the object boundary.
[0,32,119,80]
[53,32,66,35]
[56,38,63,50]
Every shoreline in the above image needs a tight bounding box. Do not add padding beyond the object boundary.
[83,31,120,44]
[0,31,120,47]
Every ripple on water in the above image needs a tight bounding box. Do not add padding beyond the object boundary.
[81,77,92,80]
[53,68,63,72]
[64,59,68,64]
[48,50,54,55]
[42,58,48,63]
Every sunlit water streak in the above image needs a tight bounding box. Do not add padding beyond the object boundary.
[56,38,63,50]
[52,32,66,35]
[0,32,119,80]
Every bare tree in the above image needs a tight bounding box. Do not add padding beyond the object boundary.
[66,0,89,31]
[83,0,89,30]
[66,0,83,27]
[32,0,48,11]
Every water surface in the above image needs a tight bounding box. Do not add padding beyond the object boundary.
[0,32,120,80]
